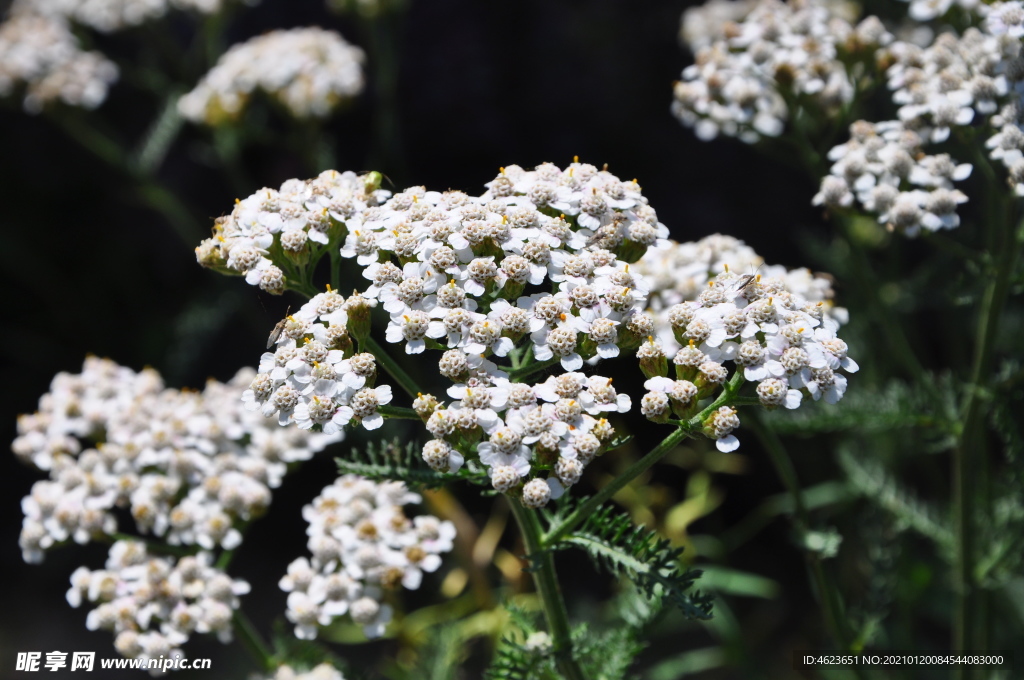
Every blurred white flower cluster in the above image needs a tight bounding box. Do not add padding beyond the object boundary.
[256,664,346,680]
[0,10,118,112]
[280,475,455,640]
[244,289,393,433]
[178,27,365,125]
[14,357,340,564]
[636,236,856,451]
[814,120,973,235]
[672,0,891,142]
[14,0,229,33]
[67,540,249,665]
[196,170,389,294]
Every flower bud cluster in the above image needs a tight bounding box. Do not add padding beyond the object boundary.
[636,235,846,353]
[637,265,857,450]
[0,10,118,112]
[814,120,972,235]
[244,289,393,433]
[196,170,389,294]
[672,0,892,143]
[66,540,249,663]
[14,357,339,563]
[280,475,454,640]
[178,27,365,124]
[416,369,627,505]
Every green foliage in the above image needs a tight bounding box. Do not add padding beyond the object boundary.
[767,377,956,440]
[549,503,713,621]
[336,438,489,489]
[837,447,953,552]
[269,619,348,674]
[485,598,655,680]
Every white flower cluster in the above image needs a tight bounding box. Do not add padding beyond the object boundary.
[13,0,228,33]
[636,235,846,353]
[14,357,340,564]
[883,25,1018,143]
[244,289,393,433]
[0,10,118,112]
[178,27,365,125]
[638,267,858,450]
[813,120,973,236]
[415,370,628,506]
[900,0,980,23]
[332,161,663,502]
[280,475,454,640]
[66,540,249,664]
[672,0,892,142]
[257,664,346,680]
[196,170,389,294]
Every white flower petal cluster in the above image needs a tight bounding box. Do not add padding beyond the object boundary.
[636,235,846,353]
[637,264,857,451]
[814,120,973,236]
[0,10,118,112]
[196,170,389,294]
[257,664,346,680]
[67,541,249,663]
[281,475,454,640]
[343,161,664,363]
[899,0,980,23]
[673,0,892,143]
[882,26,1018,142]
[416,370,626,503]
[178,27,365,125]
[13,0,228,33]
[246,289,392,432]
[14,357,340,563]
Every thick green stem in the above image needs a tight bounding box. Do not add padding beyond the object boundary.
[508,498,587,680]
[746,411,862,674]
[233,610,274,671]
[508,357,559,382]
[363,335,422,399]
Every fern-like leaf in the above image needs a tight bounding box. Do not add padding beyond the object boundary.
[552,505,713,621]
[838,448,953,551]
[336,438,489,489]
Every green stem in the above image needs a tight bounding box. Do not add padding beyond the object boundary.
[364,335,422,399]
[508,498,587,680]
[378,404,420,420]
[233,610,274,671]
[546,371,745,546]
[508,357,559,383]
[954,213,1021,663]
[746,411,863,673]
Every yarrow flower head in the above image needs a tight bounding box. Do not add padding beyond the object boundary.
[66,540,249,664]
[0,10,118,112]
[195,170,389,294]
[635,239,856,451]
[281,475,454,640]
[245,291,392,432]
[13,357,340,564]
[672,0,892,143]
[178,27,365,124]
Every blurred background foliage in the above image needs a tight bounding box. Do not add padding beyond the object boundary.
[3,0,1022,678]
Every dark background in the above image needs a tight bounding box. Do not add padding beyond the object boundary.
[0,1,886,678]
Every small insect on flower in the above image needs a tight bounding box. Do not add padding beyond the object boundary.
[267,306,292,349]
[733,264,763,292]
